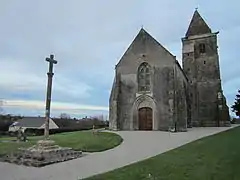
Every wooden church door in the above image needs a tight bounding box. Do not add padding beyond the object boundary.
[138,107,153,130]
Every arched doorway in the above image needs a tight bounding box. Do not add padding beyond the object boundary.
[138,107,153,130]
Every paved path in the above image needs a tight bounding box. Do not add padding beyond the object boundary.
[0,125,238,180]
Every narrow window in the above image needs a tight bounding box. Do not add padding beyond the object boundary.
[199,43,206,54]
[203,60,206,64]
[138,62,151,92]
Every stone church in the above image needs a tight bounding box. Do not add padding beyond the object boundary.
[109,10,230,131]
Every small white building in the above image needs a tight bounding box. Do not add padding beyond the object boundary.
[8,117,59,132]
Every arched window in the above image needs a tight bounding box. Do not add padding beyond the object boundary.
[138,62,151,92]
[199,43,206,54]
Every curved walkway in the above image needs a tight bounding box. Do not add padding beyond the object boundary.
[0,125,237,180]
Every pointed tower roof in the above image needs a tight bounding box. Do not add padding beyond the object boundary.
[185,10,212,37]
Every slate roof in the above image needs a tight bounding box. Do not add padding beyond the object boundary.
[185,10,212,37]
[14,117,48,128]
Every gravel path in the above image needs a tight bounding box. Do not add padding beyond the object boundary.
[0,125,237,180]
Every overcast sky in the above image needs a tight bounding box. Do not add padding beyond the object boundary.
[0,0,239,118]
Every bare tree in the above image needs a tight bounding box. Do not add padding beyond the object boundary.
[60,113,71,119]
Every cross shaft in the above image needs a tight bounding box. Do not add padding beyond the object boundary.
[44,54,57,139]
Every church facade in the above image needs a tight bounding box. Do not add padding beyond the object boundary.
[109,10,230,131]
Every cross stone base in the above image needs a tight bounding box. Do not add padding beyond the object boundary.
[4,140,82,167]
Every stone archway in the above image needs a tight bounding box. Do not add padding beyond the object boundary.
[131,95,158,130]
[138,107,153,130]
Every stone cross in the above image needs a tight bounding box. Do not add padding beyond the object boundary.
[44,54,57,139]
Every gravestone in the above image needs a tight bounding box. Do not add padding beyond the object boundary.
[17,127,27,142]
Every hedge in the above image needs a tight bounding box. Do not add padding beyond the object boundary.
[24,124,107,136]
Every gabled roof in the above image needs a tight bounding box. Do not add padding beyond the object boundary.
[185,10,212,37]
[137,28,147,38]
[137,28,176,57]
[116,28,176,68]
[14,117,48,128]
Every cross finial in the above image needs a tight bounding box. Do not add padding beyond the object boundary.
[195,7,198,11]
[141,25,144,29]
[45,54,57,74]
[46,54,57,64]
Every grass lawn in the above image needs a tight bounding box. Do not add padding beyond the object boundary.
[86,127,240,180]
[0,131,123,157]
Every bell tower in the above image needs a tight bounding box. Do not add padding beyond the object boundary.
[182,10,230,126]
